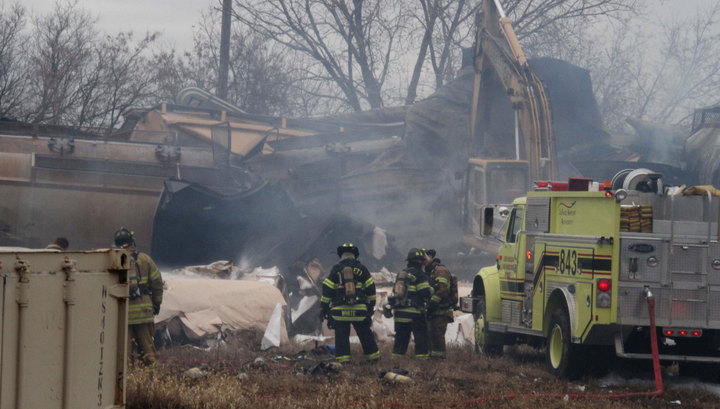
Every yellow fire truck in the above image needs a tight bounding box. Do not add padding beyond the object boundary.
[461,169,720,379]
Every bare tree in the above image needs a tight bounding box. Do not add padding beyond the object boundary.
[649,2,720,123]
[16,1,159,128]
[232,0,643,112]
[0,2,27,119]
[24,1,96,124]
[502,0,642,49]
[76,32,158,128]
[554,0,720,133]
[232,0,411,111]
[149,8,297,116]
[405,0,478,104]
[427,0,477,89]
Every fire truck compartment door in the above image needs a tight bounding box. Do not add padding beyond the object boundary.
[573,281,593,341]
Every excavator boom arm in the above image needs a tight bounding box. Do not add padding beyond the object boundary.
[470,0,554,180]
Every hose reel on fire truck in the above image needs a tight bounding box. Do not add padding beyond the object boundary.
[611,168,663,193]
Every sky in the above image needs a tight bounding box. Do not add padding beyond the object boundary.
[18,0,717,53]
[21,0,210,50]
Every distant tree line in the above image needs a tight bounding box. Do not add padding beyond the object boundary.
[0,1,298,128]
[1,0,720,134]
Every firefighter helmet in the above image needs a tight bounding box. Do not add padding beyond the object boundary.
[406,248,425,261]
[336,243,359,258]
[114,228,135,248]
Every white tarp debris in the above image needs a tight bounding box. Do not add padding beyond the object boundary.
[446,313,475,345]
[173,260,241,279]
[293,334,332,345]
[297,275,316,291]
[291,295,319,323]
[261,303,284,350]
[243,266,282,286]
[371,268,395,284]
[156,278,288,345]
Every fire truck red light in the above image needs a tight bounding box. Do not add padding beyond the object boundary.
[597,279,611,292]
[665,330,673,335]
[527,251,531,259]
[679,330,687,336]
[537,181,548,188]
[605,191,612,197]
[692,331,701,337]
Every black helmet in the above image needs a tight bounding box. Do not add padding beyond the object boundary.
[114,228,135,248]
[425,249,436,258]
[406,248,425,261]
[336,243,359,258]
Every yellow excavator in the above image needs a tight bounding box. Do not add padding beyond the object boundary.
[463,0,555,248]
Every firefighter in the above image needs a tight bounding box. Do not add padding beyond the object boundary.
[114,228,163,366]
[390,248,432,359]
[424,249,453,359]
[320,243,380,363]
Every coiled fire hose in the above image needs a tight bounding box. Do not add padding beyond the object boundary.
[375,287,664,407]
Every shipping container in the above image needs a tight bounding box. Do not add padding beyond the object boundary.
[0,249,129,409]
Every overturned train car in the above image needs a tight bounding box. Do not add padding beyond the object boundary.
[0,105,405,269]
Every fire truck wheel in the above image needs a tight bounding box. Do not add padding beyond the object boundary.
[474,296,503,357]
[546,307,581,379]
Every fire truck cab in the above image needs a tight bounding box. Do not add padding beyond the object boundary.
[461,169,720,379]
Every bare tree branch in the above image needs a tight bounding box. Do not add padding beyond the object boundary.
[0,2,27,118]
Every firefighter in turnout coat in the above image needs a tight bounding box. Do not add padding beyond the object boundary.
[115,228,163,366]
[425,249,453,358]
[390,248,432,359]
[321,243,380,363]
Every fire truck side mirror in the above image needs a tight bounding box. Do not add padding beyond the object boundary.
[482,207,494,236]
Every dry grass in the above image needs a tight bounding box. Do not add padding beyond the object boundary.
[127,335,718,409]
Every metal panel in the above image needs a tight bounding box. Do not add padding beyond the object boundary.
[618,285,671,325]
[669,245,703,274]
[211,122,231,166]
[0,249,128,409]
[0,152,32,182]
[0,182,159,252]
[672,272,703,285]
[670,288,707,326]
[619,237,665,282]
[710,289,720,323]
[708,242,720,285]
[501,299,521,325]
[525,196,550,233]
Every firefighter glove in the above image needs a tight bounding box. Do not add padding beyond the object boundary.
[153,303,161,315]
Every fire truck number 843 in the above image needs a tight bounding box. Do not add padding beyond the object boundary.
[558,249,578,275]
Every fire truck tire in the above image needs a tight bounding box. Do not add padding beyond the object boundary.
[546,308,582,379]
[474,296,503,357]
